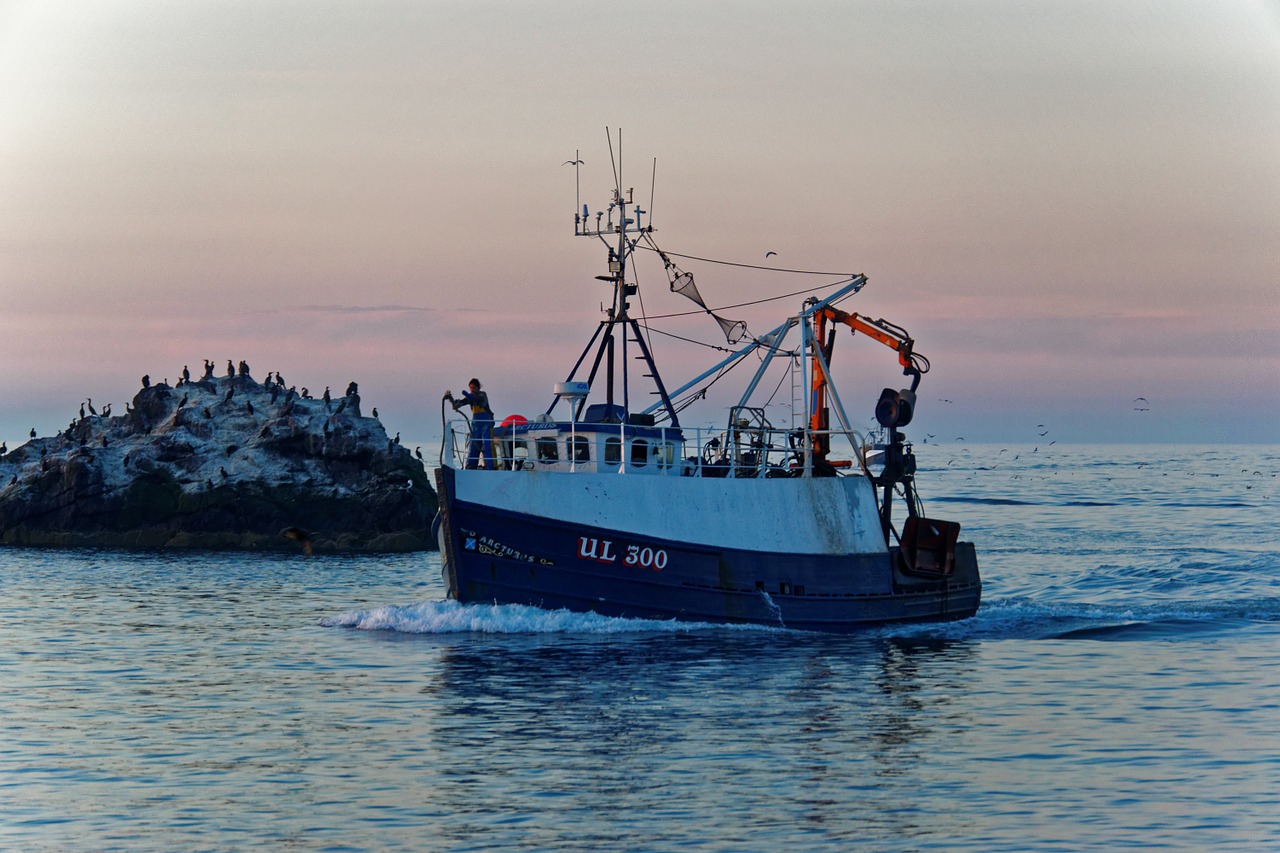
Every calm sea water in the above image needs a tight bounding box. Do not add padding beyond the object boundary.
[2,444,1277,851]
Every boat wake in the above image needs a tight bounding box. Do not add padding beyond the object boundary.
[321,595,1279,640]
[319,599,780,635]
[875,596,1280,642]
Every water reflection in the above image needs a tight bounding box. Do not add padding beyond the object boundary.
[400,630,981,847]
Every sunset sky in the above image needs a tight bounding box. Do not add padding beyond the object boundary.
[2,0,1277,452]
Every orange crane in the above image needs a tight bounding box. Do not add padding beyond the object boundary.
[807,305,930,460]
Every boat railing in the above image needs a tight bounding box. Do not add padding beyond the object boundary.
[444,419,870,478]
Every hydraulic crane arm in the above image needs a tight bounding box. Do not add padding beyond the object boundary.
[815,306,930,385]
[808,305,931,456]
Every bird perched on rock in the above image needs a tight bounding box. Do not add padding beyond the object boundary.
[30,427,36,438]
[141,374,151,388]
[372,407,379,419]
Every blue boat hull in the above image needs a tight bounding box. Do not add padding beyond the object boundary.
[434,467,980,632]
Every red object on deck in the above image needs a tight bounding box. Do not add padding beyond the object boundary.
[500,414,528,428]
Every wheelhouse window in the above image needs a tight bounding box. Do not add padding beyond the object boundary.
[604,436,622,465]
[655,441,675,470]
[536,435,560,462]
[631,438,649,468]
[571,434,590,462]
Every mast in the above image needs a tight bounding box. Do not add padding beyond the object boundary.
[557,130,679,426]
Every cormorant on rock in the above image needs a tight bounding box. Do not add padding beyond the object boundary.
[204,407,212,419]
[41,459,49,472]
[265,371,273,385]
[323,387,331,409]
[393,432,400,445]
[220,467,229,478]
[372,407,379,419]
[346,381,358,397]
[142,374,151,388]
[333,400,346,416]
[87,399,97,416]
[227,360,235,377]
[101,436,108,448]
[206,478,214,490]
[9,474,15,485]
[182,365,190,383]
[178,394,189,408]
[225,386,235,402]
[30,427,36,438]
[270,385,280,404]
[0,441,6,455]
[101,403,111,417]
[301,387,310,399]
[415,447,423,461]
[203,359,214,379]
[80,403,86,419]
[239,360,250,377]
[246,401,254,415]
[276,373,285,388]
[125,403,132,414]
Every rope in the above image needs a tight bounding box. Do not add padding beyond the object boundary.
[637,242,859,277]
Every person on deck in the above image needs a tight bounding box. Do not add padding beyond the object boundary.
[447,378,495,469]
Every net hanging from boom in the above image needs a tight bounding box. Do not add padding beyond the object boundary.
[666,269,747,344]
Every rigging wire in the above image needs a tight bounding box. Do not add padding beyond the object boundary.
[637,242,858,278]
[635,320,738,353]
[640,278,853,321]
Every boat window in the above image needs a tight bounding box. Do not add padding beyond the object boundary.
[536,435,560,462]
[655,441,674,470]
[604,436,622,465]
[631,438,649,468]
[570,434,590,462]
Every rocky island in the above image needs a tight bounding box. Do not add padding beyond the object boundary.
[0,361,436,553]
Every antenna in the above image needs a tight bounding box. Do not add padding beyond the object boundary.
[606,127,621,197]
[649,157,657,228]
[572,148,580,216]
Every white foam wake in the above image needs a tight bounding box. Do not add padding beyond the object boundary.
[318,599,765,635]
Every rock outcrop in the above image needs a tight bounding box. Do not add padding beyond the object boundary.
[0,368,435,553]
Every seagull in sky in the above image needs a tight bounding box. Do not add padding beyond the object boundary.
[765,251,777,258]
[563,159,584,166]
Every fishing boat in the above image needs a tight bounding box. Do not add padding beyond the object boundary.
[433,141,980,631]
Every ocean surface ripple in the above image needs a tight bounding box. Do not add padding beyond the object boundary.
[1,444,1277,851]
